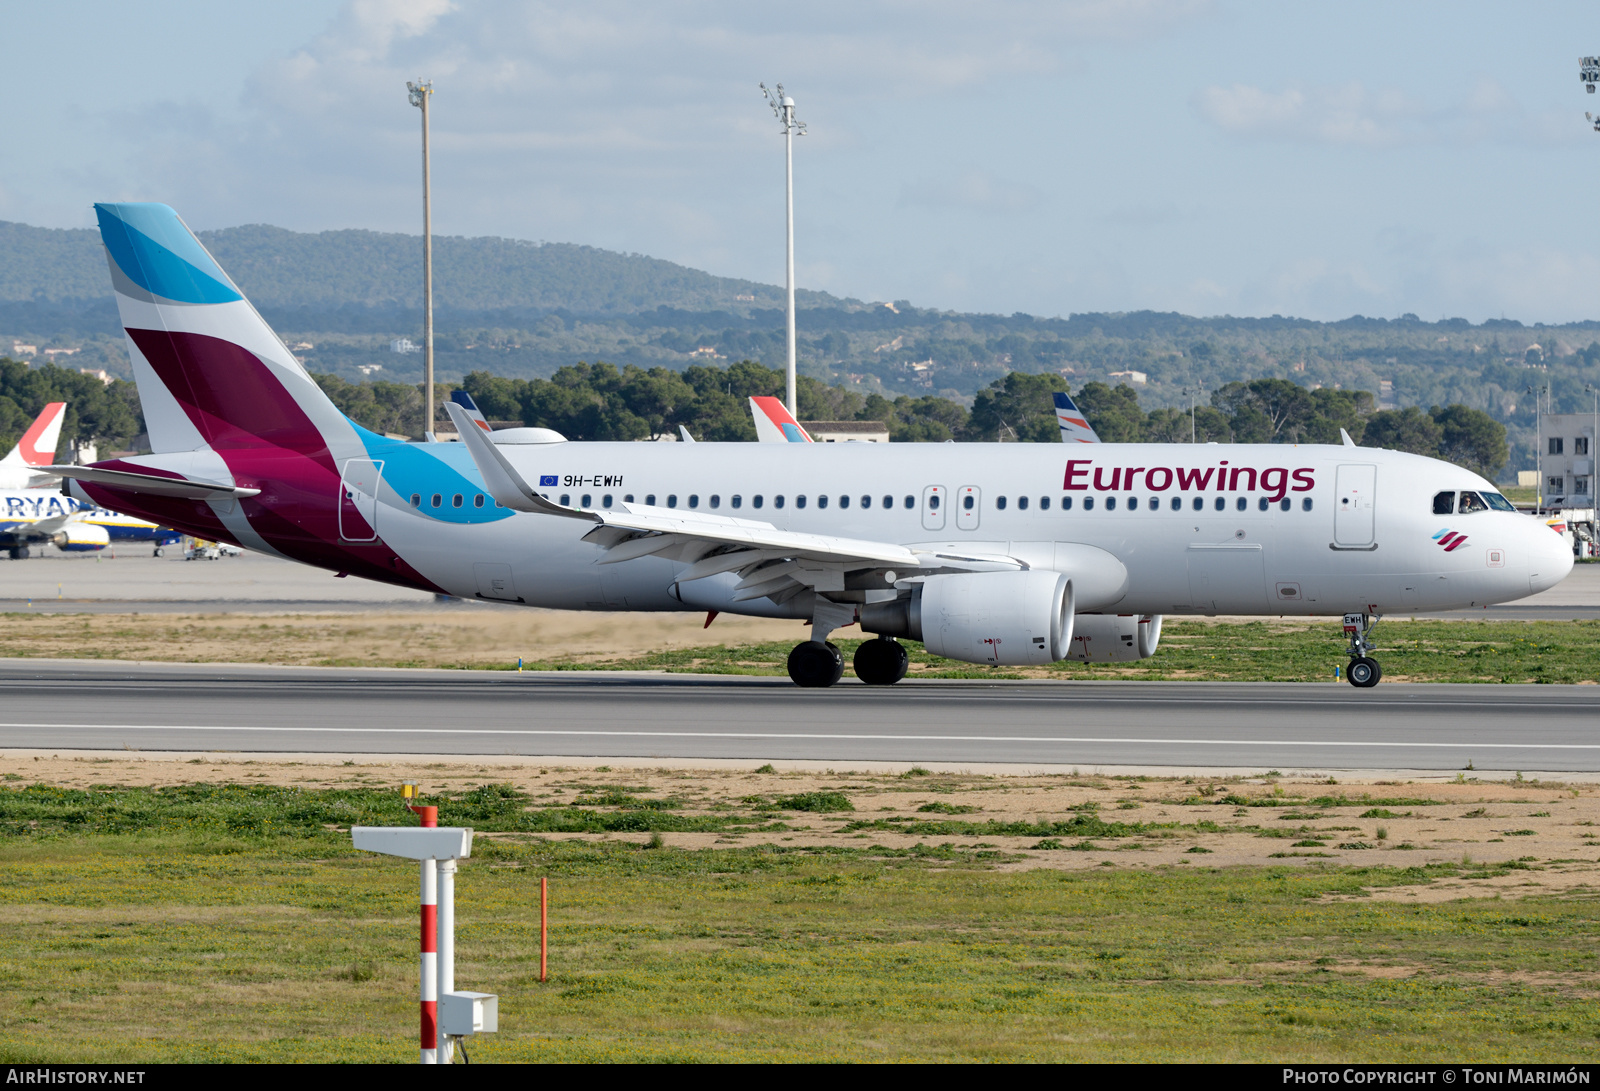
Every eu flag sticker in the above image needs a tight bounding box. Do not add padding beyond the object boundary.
[539,475,559,487]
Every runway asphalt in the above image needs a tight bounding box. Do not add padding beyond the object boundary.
[3,659,1596,772]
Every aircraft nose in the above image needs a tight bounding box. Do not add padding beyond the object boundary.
[1526,520,1574,596]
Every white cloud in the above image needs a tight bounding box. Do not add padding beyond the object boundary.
[1191,77,1568,148]
[898,171,1045,214]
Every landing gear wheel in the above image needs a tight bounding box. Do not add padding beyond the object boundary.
[1347,657,1382,688]
[853,638,909,686]
[788,641,844,688]
[8,546,28,560]
[153,547,163,557]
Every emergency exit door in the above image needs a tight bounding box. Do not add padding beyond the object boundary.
[338,459,383,542]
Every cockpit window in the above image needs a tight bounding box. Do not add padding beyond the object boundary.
[1433,490,1454,515]
[1457,491,1488,514]
[1482,491,1517,512]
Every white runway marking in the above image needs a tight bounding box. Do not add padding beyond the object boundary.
[0,723,1590,750]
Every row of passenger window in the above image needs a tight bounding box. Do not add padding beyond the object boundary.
[1000,494,1314,513]
[407,489,1316,514]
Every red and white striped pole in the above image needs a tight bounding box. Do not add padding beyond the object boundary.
[411,804,439,1064]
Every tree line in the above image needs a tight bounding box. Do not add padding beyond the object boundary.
[0,355,1508,482]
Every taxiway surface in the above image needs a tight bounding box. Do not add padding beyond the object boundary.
[2,660,1594,772]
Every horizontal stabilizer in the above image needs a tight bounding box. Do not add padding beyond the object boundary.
[46,465,260,500]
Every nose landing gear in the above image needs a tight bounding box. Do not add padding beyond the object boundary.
[1343,612,1383,688]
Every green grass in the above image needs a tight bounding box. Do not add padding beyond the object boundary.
[502,619,1600,684]
[3,783,1600,1062]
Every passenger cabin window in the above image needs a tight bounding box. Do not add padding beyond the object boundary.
[796,495,806,509]
[688,495,699,509]
[818,495,829,509]
[776,495,787,508]
[410,493,421,507]
[1433,491,1455,515]
[1302,497,1314,511]
[474,494,485,508]
[1149,497,1159,511]
[1169,496,1181,511]
[882,495,892,509]
[753,495,763,508]
[1126,496,1137,509]
[1106,496,1117,511]
[1258,497,1269,512]
[1040,496,1051,511]
[559,494,570,506]
[1213,497,1225,511]
[431,494,442,508]
[903,495,914,509]
[601,495,612,509]
[709,495,720,509]
[1458,491,1488,514]
[996,496,1007,511]
[624,494,635,503]
[644,494,655,505]
[580,494,591,508]
[862,495,872,509]
[1083,496,1093,510]
[731,495,741,509]
[1017,496,1028,511]
[666,495,677,508]
[839,495,849,509]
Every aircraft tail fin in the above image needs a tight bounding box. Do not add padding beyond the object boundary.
[1053,392,1100,444]
[1,401,66,466]
[94,202,358,458]
[749,396,813,443]
[449,390,492,433]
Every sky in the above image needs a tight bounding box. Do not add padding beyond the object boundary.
[5,0,1600,324]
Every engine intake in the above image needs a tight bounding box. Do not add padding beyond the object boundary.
[861,570,1074,666]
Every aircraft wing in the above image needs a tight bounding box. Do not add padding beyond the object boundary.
[0,510,83,543]
[445,401,1020,604]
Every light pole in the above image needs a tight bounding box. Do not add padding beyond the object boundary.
[408,79,436,441]
[761,83,806,417]
[1183,384,1203,443]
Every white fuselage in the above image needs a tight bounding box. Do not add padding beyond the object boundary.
[338,439,1570,618]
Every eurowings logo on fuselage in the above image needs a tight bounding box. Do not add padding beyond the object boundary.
[1063,459,1316,502]
[1432,528,1468,552]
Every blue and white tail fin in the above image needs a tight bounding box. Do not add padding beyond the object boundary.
[95,202,360,460]
[1053,392,1100,444]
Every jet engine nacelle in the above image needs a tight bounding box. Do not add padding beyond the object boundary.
[52,522,111,552]
[861,570,1074,666]
[1066,614,1163,662]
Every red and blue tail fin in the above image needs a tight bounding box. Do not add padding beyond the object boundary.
[749,396,812,443]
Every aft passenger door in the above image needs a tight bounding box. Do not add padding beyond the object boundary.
[1333,463,1376,548]
[922,485,946,532]
[956,486,981,531]
[338,459,383,542]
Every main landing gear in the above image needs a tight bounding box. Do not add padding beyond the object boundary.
[1343,612,1383,688]
[785,637,909,687]
[787,641,844,688]
[785,600,909,688]
[853,637,909,686]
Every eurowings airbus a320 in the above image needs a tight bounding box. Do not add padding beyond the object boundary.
[52,203,1572,687]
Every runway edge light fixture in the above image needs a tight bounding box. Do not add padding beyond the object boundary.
[760,82,806,417]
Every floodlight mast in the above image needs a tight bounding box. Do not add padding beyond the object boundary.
[762,82,807,416]
[408,80,436,440]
